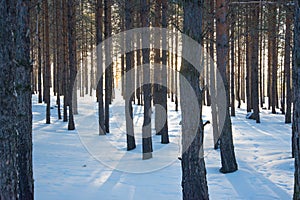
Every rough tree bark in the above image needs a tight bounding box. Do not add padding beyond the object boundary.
[15,0,34,199]
[96,0,105,135]
[285,8,292,124]
[104,0,112,133]
[44,0,51,124]
[294,1,300,199]
[209,0,220,150]
[67,0,77,130]
[125,0,136,150]
[0,1,18,199]
[293,1,300,199]
[160,0,169,144]
[180,1,209,199]
[216,0,238,174]
[141,0,153,160]
[250,3,260,123]
[230,6,235,117]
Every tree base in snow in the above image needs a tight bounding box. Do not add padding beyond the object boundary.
[219,166,238,174]
[142,152,152,160]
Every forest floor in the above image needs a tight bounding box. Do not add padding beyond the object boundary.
[33,89,294,200]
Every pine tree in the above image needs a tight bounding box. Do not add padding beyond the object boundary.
[180,1,209,199]
[15,0,34,198]
[216,0,238,174]
[0,1,19,198]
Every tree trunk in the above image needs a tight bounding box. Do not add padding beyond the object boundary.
[237,6,241,109]
[293,2,300,199]
[62,0,68,122]
[141,0,153,160]
[104,0,112,133]
[250,4,260,123]
[245,8,252,113]
[208,0,219,150]
[160,0,169,144]
[125,0,136,150]
[15,0,34,199]
[0,1,19,199]
[90,20,94,97]
[270,5,277,114]
[67,0,77,130]
[230,7,235,117]
[56,0,62,120]
[37,6,42,104]
[175,3,179,112]
[180,1,209,199]
[216,0,238,174]
[285,9,292,124]
[154,0,162,135]
[96,0,105,135]
[44,0,51,124]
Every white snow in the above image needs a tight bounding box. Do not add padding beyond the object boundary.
[33,89,294,200]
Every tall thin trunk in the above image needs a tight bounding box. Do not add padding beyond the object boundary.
[237,6,241,108]
[56,0,62,120]
[154,0,162,135]
[90,20,94,97]
[270,5,277,114]
[67,0,77,130]
[44,0,51,124]
[246,9,252,113]
[285,9,292,124]
[216,0,238,174]
[62,0,68,122]
[121,14,125,98]
[293,1,300,199]
[209,0,219,150]
[141,0,153,160]
[174,3,179,112]
[230,7,235,117]
[104,0,112,133]
[161,0,169,144]
[136,21,142,105]
[15,1,34,198]
[251,4,260,123]
[125,0,136,150]
[96,0,105,135]
[37,6,42,103]
[259,5,264,108]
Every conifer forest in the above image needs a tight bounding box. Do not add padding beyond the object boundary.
[1,0,300,199]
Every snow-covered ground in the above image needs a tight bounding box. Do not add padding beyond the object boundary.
[33,89,294,200]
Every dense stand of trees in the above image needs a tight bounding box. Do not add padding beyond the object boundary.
[1,0,300,199]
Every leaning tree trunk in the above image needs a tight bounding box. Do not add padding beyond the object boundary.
[293,1,300,199]
[180,1,209,199]
[216,0,238,174]
[15,0,34,199]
